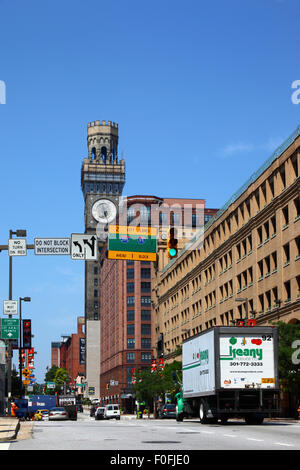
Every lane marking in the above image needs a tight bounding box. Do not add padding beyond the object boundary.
[247,438,264,442]
[275,442,295,447]
[0,443,10,450]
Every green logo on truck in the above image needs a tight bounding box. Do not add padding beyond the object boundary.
[220,337,263,360]
[193,349,209,364]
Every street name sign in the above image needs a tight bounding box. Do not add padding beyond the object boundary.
[71,234,98,260]
[8,238,27,256]
[34,238,71,255]
[1,318,19,339]
[3,300,18,315]
[108,225,157,261]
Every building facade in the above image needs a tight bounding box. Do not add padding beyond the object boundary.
[152,125,300,364]
[50,316,85,386]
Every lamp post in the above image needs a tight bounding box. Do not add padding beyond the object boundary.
[6,229,27,414]
[19,297,31,398]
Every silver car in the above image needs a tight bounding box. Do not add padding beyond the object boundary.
[49,407,68,421]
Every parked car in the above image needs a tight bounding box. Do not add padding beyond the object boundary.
[49,407,68,421]
[104,404,120,420]
[95,407,105,420]
[159,404,176,419]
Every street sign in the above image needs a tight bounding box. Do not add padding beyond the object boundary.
[71,234,98,260]
[3,300,18,315]
[108,225,157,261]
[34,238,71,255]
[46,382,56,389]
[22,367,31,378]
[8,238,27,256]
[0,318,19,339]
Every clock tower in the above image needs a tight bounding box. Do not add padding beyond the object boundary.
[81,120,125,399]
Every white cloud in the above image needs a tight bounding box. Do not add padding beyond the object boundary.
[219,137,283,159]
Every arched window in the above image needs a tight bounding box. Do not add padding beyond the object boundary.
[101,146,107,163]
[91,147,96,161]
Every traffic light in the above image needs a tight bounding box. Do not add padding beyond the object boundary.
[22,319,31,349]
[167,227,178,259]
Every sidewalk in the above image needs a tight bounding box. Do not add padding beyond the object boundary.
[0,417,20,442]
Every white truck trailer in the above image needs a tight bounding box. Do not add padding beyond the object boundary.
[175,326,280,424]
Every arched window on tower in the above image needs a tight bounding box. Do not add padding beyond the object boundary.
[91,147,97,161]
[101,146,107,164]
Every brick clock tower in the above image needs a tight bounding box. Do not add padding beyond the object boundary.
[81,120,125,399]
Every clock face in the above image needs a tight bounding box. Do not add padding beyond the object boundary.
[92,199,117,223]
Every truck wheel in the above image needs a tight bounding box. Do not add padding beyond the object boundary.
[245,415,264,425]
[199,401,209,424]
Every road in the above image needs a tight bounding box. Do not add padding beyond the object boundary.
[2,410,300,452]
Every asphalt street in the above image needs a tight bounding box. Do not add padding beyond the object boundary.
[2,410,300,452]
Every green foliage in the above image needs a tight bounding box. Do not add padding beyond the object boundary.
[275,321,300,395]
[133,360,182,408]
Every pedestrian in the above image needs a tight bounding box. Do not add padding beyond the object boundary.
[11,401,18,418]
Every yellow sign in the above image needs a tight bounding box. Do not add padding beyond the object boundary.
[23,379,30,385]
[109,225,157,236]
[22,368,31,377]
[108,250,157,261]
[261,378,275,384]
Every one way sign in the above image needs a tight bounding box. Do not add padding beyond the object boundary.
[71,234,98,260]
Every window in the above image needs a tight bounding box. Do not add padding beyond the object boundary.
[284,280,291,302]
[94,302,99,309]
[141,268,151,278]
[141,296,151,306]
[94,289,98,297]
[141,282,151,292]
[94,267,98,275]
[126,352,135,363]
[141,338,151,349]
[141,352,152,363]
[94,278,98,286]
[127,310,135,321]
[141,310,151,321]
[127,268,134,279]
[282,206,289,227]
[127,338,135,349]
[127,282,135,293]
[127,324,135,336]
[141,324,151,335]
[294,196,300,219]
[127,296,135,306]
[283,243,290,265]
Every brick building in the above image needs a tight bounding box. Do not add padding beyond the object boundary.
[51,317,85,388]
[99,195,218,412]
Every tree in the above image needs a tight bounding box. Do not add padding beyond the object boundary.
[275,321,300,397]
[133,360,182,415]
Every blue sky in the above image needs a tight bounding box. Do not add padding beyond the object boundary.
[0,0,299,382]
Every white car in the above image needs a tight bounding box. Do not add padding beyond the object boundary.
[104,404,120,420]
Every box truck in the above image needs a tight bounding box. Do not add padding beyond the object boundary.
[175,326,280,424]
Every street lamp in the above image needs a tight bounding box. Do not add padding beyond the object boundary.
[6,229,27,414]
[19,297,31,397]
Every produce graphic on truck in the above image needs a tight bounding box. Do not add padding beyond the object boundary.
[174,326,280,424]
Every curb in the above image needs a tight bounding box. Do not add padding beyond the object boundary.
[0,419,20,442]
